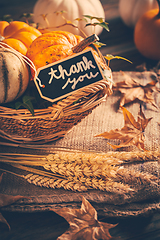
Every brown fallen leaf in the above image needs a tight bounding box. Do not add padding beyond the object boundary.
[0,173,29,230]
[95,105,152,151]
[52,196,117,240]
[113,71,160,108]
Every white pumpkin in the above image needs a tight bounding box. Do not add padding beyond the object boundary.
[33,0,105,36]
[0,49,30,104]
[119,0,158,28]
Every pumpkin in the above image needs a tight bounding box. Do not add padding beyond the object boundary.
[26,30,106,78]
[33,0,105,36]
[119,0,158,28]
[0,21,42,55]
[27,31,79,71]
[0,21,9,36]
[134,0,160,60]
[0,48,30,104]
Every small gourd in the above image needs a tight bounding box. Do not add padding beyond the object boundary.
[0,48,30,104]
[134,0,160,60]
[33,0,105,36]
[119,0,158,28]
[0,21,42,55]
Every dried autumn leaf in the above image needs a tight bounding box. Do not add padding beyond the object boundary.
[113,71,160,108]
[52,196,117,240]
[95,106,152,151]
[0,173,29,230]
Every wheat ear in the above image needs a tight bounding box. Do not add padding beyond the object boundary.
[0,150,159,193]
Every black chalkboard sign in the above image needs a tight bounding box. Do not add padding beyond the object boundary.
[34,49,104,102]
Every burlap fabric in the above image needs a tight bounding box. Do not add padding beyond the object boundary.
[0,71,159,218]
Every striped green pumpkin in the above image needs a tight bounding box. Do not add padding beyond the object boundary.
[0,49,30,104]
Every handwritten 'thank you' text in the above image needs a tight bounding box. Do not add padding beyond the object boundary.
[48,56,99,90]
[34,49,104,102]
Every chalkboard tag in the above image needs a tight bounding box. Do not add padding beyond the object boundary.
[34,49,104,103]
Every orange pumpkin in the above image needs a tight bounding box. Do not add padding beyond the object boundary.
[0,21,9,36]
[0,21,42,55]
[27,31,79,69]
[134,0,160,60]
[26,30,106,78]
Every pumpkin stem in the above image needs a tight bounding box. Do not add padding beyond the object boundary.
[72,34,107,69]
[72,34,99,53]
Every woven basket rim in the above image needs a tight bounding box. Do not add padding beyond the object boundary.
[0,77,112,119]
[0,70,112,144]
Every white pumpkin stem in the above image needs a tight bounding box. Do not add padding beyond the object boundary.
[72,34,99,53]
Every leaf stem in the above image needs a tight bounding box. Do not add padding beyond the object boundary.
[40,12,87,38]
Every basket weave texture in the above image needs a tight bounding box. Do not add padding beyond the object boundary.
[0,75,112,144]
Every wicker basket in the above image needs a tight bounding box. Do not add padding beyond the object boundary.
[0,33,113,144]
[0,71,112,144]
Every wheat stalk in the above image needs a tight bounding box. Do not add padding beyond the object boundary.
[103,151,160,163]
[0,150,159,193]
[24,173,133,193]
[116,167,158,186]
